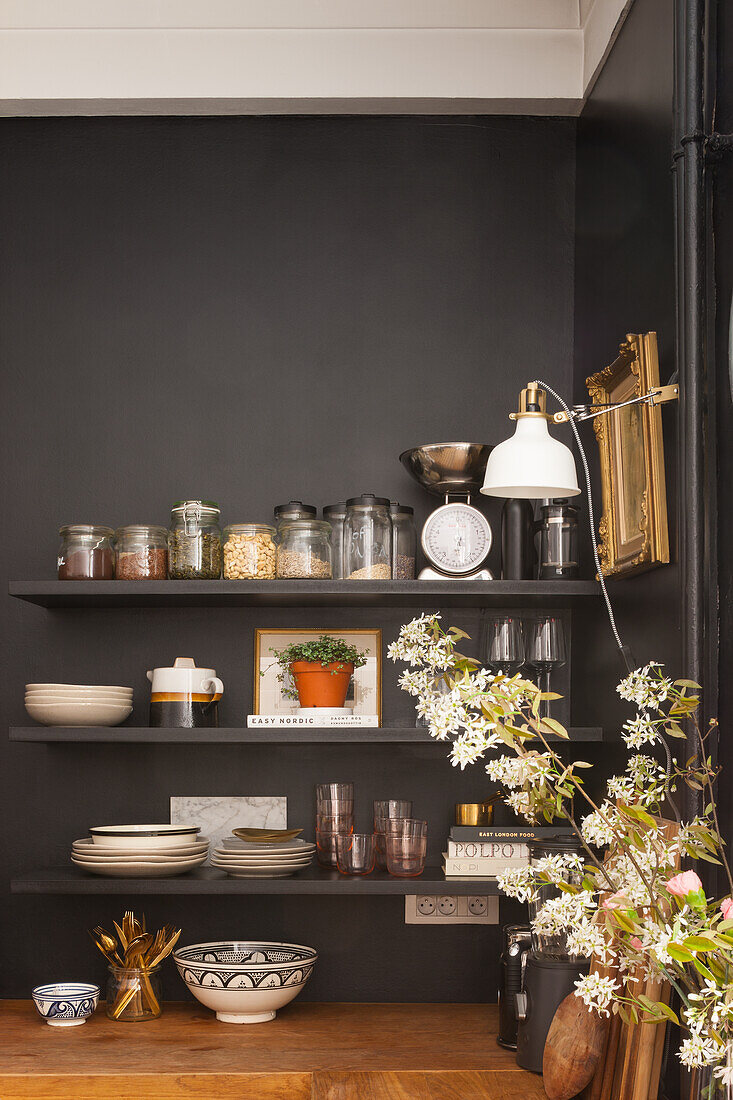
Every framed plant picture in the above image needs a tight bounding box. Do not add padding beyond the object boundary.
[586,332,670,578]
[253,628,382,722]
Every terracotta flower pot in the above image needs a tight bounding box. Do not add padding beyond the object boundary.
[290,661,354,709]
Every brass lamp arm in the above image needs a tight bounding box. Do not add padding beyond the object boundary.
[550,384,679,424]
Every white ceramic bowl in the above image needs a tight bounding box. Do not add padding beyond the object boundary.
[88,824,200,849]
[26,684,133,693]
[25,701,133,727]
[26,695,132,707]
[174,941,317,1023]
[32,983,100,1027]
[73,837,209,857]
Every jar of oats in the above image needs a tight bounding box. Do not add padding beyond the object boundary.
[222,523,277,580]
[276,520,332,579]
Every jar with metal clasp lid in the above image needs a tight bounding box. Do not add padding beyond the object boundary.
[168,500,222,579]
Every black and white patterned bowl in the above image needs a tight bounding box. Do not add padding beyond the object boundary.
[32,983,100,1027]
[173,940,317,1024]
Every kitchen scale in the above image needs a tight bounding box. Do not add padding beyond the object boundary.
[399,443,494,579]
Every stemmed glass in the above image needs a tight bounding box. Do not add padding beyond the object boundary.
[482,616,525,676]
[526,616,566,719]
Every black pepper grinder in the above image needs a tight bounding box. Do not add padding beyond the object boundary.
[501,499,535,580]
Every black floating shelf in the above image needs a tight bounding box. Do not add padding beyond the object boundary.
[9,579,601,609]
[9,725,603,743]
[10,866,500,896]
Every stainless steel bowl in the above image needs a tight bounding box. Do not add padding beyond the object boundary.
[399,443,493,496]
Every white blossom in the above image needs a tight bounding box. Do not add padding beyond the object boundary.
[617,662,672,711]
[574,973,620,1017]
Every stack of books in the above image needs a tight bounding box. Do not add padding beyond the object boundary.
[442,825,572,880]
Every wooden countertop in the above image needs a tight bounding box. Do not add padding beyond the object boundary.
[1,1000,548,1099]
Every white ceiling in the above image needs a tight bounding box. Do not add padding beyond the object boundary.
[0,0,634,116]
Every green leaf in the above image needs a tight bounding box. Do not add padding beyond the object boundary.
[656,1002,680,1024]
[667,943,695,963]
[683,935,718,952]
[539,717,570,740]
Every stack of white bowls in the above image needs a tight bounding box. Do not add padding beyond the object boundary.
[25,683,133,726]
[72,824,208,877]
[211,837,315,878]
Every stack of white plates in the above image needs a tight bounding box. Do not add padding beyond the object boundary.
[211,837,316,878]
[71,825,207,877]
[26,684,133,727]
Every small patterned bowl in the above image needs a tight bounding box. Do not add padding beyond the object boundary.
[32,983,100,1027]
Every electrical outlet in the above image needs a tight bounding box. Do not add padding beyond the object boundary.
[405,895,499,925]
[438,895,457,916]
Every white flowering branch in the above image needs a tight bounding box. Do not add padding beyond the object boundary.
[390,614,733,1075]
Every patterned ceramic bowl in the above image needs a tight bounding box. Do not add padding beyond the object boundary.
[173,940,317,1024]
[32,983,100,1027]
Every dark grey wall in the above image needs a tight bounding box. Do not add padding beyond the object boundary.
[573,0,679,733]
[0,115,577,999]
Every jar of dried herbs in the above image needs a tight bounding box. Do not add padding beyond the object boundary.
[168,500,222,579]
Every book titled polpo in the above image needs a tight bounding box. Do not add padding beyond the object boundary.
[447,839,529,861]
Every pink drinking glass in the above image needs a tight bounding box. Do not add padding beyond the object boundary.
[335,833,376,876]
[385,818,428,877]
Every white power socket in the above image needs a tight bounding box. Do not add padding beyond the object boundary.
[405,895,499,924]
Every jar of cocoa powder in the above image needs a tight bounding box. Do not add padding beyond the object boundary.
[58,525,115,580]
[115,525,168,580]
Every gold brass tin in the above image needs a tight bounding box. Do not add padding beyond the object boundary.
[455,800,497,826]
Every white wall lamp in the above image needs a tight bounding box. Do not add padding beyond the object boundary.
[480,378,679,671]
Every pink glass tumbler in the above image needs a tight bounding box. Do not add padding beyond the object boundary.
[385,818,427,877]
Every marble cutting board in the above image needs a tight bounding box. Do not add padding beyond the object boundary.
[170,796,287,860]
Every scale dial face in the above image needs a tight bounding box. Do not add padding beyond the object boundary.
[421,503,492,576]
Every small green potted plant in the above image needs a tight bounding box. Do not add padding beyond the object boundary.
[269,635,368,709]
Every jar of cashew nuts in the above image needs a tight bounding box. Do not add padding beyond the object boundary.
[222,524,277,579]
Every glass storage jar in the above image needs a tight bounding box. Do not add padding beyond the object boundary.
[276,519,332,578]
[168,500,222,579]
[344,494,392,580]
[389,502,416,579]
[106,964,162,1022]
[223,523,277,579]
[323,502,347,580]
[58,525,115,580]
[536,500,579,580]
[114,525,168,580]
[528,836,586,960]
[273,500,316,541]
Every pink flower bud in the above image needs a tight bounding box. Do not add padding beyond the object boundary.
[602,892,625,909]
[630,936,643,950]
[720,898,733,920]
[666,871,703,898]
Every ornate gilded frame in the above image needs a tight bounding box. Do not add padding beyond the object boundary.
[586,332,670,578]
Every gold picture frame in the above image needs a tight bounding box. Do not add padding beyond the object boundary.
[253,628,382,722]
[586,332,670,578]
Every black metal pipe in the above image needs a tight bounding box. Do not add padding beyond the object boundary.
[673,0,711,824]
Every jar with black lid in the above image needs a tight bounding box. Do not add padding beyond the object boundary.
[168,500,222,579]
[273,500,316,538]
[344,494,392,580]
[389,502,416,579]
[58,525,115,580]
[323,502,347,580]
[277,519,332,578]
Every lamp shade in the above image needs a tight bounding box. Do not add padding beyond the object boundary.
[480,417,580,499]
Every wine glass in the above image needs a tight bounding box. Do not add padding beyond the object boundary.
[526,616,566,718]
[482,616,525,676]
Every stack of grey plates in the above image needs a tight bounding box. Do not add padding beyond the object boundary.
[211,837,315,878]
